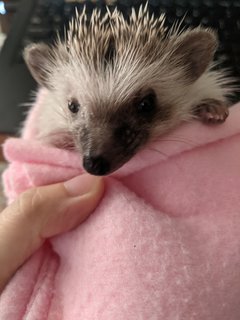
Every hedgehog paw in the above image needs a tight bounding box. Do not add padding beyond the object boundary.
[194,99,229,124]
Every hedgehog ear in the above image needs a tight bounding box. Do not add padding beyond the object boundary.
[24,43,53,88]
[171,29,218,82]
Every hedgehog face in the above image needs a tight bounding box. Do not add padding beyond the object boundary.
[66,90,161,175]
[24,5,219,175]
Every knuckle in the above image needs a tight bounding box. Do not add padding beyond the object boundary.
[17,187,45,218]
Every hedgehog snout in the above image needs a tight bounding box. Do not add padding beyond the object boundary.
[83,155,110,176]
[79,122,145,176]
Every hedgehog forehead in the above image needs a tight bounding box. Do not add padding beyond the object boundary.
[59,55,160,110]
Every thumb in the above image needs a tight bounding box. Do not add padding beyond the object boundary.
[0,174,104,291]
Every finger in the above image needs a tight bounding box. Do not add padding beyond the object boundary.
[0,174,104,291]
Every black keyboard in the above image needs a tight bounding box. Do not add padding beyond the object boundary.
[0,0,240,134]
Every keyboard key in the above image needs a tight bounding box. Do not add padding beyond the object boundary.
[175,7,185,17]
[174,0,188,7]
[219,1,231,8]
[27,25,53,39]
[200,17,209,26]
[233,1,240,8]
[192,8,200,17]
[189,0,201,8]
[203,0,215,8]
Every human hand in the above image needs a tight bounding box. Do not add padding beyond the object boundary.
[0,174,104,292]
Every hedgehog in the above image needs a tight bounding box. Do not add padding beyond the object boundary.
[23,4,234,176]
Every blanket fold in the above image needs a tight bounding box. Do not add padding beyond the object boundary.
[1,91,240,320]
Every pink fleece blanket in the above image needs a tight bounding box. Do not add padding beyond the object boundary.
[1,90,240,319]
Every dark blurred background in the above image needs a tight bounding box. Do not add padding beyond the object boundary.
[0,0,239,137]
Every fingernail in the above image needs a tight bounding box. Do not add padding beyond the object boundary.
[64,174,102,197]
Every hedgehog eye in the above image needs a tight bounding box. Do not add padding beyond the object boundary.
[137,94,156,115]
[68,100,80,114]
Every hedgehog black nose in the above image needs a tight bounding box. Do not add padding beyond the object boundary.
[83,155,110,176]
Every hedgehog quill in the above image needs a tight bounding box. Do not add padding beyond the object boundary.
[24,5,235,176]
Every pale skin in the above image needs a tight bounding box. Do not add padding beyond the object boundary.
[0,174,104,292]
